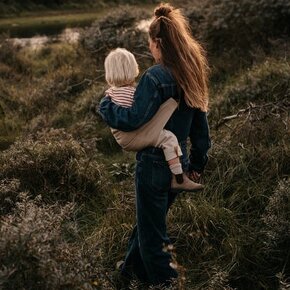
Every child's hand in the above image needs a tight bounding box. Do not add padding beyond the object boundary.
[188,171,201,183]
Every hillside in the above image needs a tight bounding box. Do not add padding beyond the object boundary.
[0,1,289,289]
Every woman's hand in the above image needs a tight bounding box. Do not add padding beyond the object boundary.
[187,171,201,183]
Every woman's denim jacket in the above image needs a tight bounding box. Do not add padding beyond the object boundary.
[98,64,211,173]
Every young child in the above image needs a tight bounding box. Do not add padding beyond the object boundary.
[103,48,203,192]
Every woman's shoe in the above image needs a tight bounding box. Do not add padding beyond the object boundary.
[171,173,204,193]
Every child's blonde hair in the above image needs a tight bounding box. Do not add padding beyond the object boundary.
[104,48,139,87]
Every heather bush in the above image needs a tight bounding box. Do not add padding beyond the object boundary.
[0,78,25,113]
[0,41,96,115]
[190,0,290,54]
[0,128,104,202]
[0,178,20,215]
[81,7,151,64]
[183,0,290,79]
[0,38,30,76]
[19,43,81,77]
[94,126,122,155]
[0,193,108,290]
[263,178,290,245]
[0,41,98,151]
[0,78,25,149]
[277,272,290,290]
[24,65,93,119]
[262,179,290,278]
[0,62,13,79]
[89,87,122,155]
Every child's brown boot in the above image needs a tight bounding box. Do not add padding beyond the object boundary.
[171,173,204,193]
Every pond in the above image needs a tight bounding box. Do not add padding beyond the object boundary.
[8,28,81,51]
[0,10,110,38]
[6,17,152,51]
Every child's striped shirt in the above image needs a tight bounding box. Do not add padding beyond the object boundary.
[105,86,135,108]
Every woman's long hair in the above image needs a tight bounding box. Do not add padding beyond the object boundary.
[149,3,209,112]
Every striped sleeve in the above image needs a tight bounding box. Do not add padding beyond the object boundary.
[106,87,135,108]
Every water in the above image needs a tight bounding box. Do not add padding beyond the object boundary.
[6,17,151,50]
[8,28,81,50]
[1,19,94,38]
[0,10,107,38]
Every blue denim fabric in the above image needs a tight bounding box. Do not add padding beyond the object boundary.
[98,64,211,173]
[98,64,211,286]
[121,147,179,286]
[98,64,177,132]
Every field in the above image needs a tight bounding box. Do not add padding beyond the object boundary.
[0,0,289,289]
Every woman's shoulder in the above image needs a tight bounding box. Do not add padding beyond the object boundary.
[144,64,175,84]
[146,64,169,75]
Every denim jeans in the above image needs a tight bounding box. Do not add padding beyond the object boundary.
[121,147,179,286]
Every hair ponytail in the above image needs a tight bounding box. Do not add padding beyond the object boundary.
[154,3,172,18]
[149,3,209,112]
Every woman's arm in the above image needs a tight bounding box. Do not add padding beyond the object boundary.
[98,71,162,132]
[188,110,211,174]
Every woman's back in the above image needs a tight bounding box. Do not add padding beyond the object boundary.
[139,64,208,147]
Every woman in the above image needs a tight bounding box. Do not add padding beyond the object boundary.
[98,3,211,288]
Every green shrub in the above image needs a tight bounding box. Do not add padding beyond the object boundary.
[0,128,104,202]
